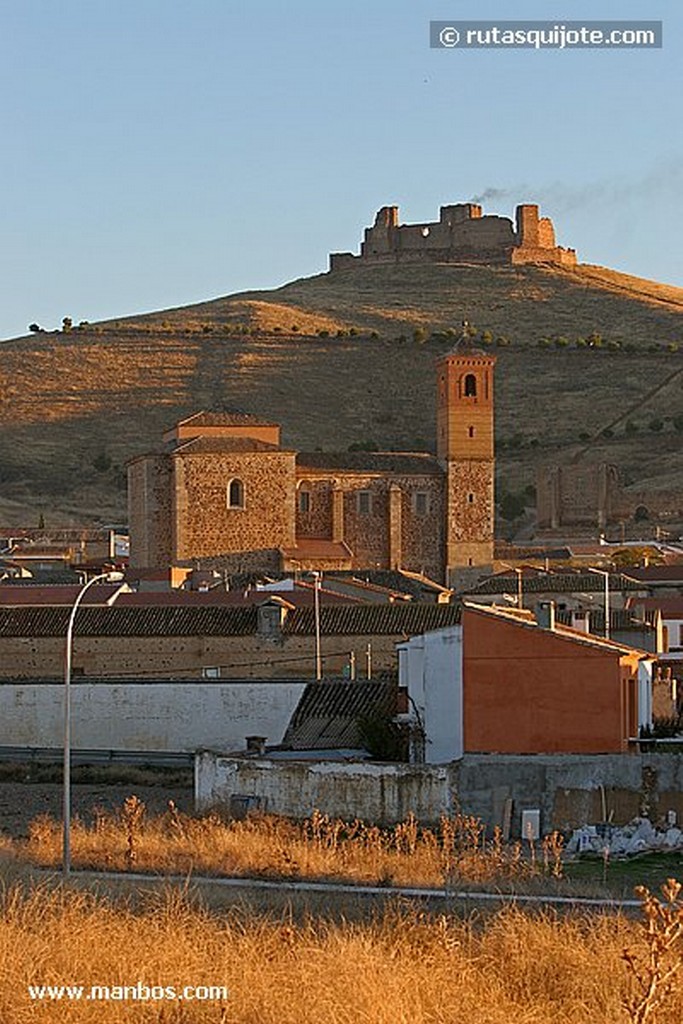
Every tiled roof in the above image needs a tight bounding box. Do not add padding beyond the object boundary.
[0,602,461,637]
[173,436,284,455]
[463,602,648,656]
[0,606,258,638]
[281,539,353,560]
[296,451,442,475]
[284,603,462,636]
[634,598,683,617]
[462,572,644,596]
[116,588,353,607]
[282,681,396,750]
[625,565,683,583]
[176,410,279,428]
[0,585,123,606]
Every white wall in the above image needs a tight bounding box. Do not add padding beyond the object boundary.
[0,681,307,753]
[398,624,463,764]
[196,752,453,824]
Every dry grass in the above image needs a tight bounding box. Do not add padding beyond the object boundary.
[22,802,566,890]
[0,877,680,1022]
[2,261,683,523]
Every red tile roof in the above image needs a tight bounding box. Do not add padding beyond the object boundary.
[0,585,124,606]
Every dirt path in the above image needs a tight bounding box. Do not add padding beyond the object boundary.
[0,781,193,839]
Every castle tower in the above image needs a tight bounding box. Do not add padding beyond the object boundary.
[436,330,496,582]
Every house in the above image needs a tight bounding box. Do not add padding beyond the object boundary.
[0,600,462,680]
[398,601,655,761]
[458,569,645,612]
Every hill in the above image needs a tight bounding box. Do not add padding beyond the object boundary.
[1,261,682,527]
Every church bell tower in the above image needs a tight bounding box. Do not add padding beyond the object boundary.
[436,327,496,583]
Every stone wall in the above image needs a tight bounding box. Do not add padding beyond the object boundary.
[0,630,400,680]
[294,471,445,580]
[128,456,173,568]
[196,751,683,833]
[331,201,577,270]
[173,451,297,561]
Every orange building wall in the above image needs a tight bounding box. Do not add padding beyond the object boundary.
[462,608,641,754]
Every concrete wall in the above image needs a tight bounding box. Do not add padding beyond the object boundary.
[398,625,463,763]
[462,607,645,754]
[196,751,683,833]
[0,680,306,754]
[196,754,453,823]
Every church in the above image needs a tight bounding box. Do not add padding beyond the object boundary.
[127,340,496,585]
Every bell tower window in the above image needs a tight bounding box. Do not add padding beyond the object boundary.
[464,374,477,397]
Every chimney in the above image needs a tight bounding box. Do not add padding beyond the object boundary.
[536,600,556,631]
[245,735,267,756]
[571,609,590,634]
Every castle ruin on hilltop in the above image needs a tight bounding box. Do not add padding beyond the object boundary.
[329,202,577,271]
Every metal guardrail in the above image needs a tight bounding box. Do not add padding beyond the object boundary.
[0,746,193,768]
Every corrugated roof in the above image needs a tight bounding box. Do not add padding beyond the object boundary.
[296,451,442,475]
[282,681,396,750]
[285,603,462,636]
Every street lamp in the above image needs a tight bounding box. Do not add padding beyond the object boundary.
[587,567,610,640]
[498,561,523,609]
[311,570,322,681]
[63,570,124,878]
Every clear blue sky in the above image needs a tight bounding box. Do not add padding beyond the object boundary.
[0,0,678,339]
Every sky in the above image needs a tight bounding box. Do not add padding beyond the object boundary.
[0,0,678,340]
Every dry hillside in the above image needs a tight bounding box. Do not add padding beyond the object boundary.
[1,261,682,526]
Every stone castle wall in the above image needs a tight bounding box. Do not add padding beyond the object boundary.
[330,201,576,270]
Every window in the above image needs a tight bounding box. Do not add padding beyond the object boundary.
[467,493,475,504]
[464,373,477,397]
[298,486,311,514]
[227,478,245,509]
[468,426,475,438]
[202,666,221,679]
[357,490,372,515]
[413,492,429,516]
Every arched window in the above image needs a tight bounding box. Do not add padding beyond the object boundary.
[298,484,311,514]
[464,374,477,397]
[227,478,245,509]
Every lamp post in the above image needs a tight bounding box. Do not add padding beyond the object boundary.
[63,570,123,878]
[311,571,322,680]
[588,567,610,640]
[498,561,523,609]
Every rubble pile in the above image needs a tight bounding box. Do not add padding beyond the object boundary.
[566,817,683,858]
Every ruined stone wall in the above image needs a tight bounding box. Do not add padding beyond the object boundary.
[173,451,296,561]
[537,462,683,531]
[347,201,576,268]
[128,455,173,569]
